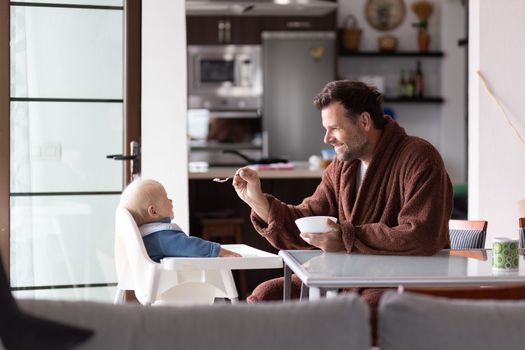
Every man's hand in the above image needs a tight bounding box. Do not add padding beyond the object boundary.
[232,167,270,222]
[300,219,346,252]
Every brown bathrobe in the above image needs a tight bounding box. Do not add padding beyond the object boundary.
[248,118,453,340]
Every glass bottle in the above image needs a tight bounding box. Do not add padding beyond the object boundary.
[415,60,424,98]
[398,70,407,97]
[406,70,415,98]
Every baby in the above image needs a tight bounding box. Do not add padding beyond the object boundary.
[120,178,240,262]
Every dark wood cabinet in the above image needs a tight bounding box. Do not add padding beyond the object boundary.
[187,16,262,45]
[187,12,336,45]
[230,17,263,44]
[262,12,336,31]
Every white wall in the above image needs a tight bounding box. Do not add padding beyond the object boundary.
[469,0,525,240]
[142,0,189,231]
[338,0,466,185]
[439,1,466,186]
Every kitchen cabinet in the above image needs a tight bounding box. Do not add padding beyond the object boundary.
[187,11,336,45]
[187,16,262,45]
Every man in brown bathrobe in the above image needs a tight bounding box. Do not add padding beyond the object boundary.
[232,80,453,340]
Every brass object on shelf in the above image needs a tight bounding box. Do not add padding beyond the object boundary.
[378,34,398,52]
[340,15,362,52]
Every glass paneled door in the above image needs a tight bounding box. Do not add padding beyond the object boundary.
[4,0,140,301]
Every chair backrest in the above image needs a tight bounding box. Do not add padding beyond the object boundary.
[519,218,525,249]
[115,207,163,304]
[449,219,488,249]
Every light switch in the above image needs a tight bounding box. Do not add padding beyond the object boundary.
[32,143,62,161]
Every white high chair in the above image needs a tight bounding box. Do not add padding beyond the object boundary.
[114,207,238,306]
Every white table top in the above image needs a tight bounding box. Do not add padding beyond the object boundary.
[279,249,525,288]
[161,244,283,270]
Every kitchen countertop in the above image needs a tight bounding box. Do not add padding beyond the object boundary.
[189,161,324,179]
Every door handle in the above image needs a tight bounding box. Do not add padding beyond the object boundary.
[106,140,141,182]
[106,154,136,160]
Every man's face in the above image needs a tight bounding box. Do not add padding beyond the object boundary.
[153,185,174,220]
[321,102,369,162]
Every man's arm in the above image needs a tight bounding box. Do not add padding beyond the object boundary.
[246,164,343,250]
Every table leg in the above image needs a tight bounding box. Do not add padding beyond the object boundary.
[299,282,309,301]
[309,287,321,300]
[283,264,292,302]
[114,288,125,304]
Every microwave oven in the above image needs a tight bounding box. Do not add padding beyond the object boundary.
[187,45,262,110]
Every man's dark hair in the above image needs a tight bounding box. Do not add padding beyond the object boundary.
[313,80,387,129]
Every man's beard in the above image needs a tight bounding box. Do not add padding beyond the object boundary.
[336,135,368,162]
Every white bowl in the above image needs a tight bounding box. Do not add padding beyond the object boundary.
[295,216,338,234]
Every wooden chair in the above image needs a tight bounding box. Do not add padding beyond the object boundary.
[200,217,247,298]
[449,219,488,249]
[201,217,244,244]
[519,218,525,249]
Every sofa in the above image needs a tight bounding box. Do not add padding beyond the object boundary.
[16,295,370,350]
[11,291,525,350]
[378,291,525,350]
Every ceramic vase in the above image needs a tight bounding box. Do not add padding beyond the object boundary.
[418,28,430,52]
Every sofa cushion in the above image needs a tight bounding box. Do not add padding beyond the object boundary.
[379,291,525,350]
[18,294,370,350]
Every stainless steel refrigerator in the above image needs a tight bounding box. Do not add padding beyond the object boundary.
[262,31,335,161]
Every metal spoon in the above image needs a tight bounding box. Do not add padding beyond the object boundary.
[213,176,232,183]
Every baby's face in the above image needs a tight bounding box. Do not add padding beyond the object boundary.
[154,185,174,220]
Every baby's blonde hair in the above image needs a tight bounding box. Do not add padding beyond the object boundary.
[120,178,164,226]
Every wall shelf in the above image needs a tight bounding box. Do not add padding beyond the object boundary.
[384,97,444,103]
[339,50,444,58]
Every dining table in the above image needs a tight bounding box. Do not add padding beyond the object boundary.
[279,249,525,301]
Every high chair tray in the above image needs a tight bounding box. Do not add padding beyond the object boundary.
[161,244,283,271]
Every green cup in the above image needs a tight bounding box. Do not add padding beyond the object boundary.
[492,238,519,271]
